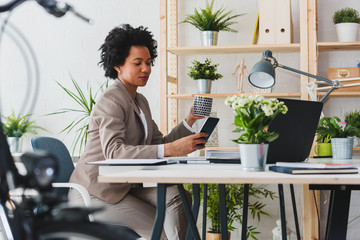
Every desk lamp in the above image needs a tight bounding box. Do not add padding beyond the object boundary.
[248,50,340,102]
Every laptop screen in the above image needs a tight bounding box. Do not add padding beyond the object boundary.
[266,98,323,163]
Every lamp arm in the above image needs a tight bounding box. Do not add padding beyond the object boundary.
[277,64,334,85]
[319,86,337,102]
[277,63,341,102]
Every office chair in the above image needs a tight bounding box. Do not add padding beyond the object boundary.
[31,136,93,220]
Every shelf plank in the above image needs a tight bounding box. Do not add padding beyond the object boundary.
[167,44,300,55]
[318,42,360,52]
[354,147,360,151]
[166,92,302,99]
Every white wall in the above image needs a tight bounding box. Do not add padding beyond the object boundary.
[1,0,360,239]
[0,0,160,153]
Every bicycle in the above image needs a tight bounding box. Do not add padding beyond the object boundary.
[0,125,142,240]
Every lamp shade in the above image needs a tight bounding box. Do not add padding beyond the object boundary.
[248,51,276,89]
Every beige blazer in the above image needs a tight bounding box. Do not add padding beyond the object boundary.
[69,80,192,204]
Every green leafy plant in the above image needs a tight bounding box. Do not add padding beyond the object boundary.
[333,7,360,24]
[180,0,246,32]
[188,58,223,80]
[225,95,288,144]
[2,111,45,138]
[185,184,275,239]
[49,76,109,156]
[316,114,360,142]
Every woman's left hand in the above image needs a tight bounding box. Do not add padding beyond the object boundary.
[185,106,204,127]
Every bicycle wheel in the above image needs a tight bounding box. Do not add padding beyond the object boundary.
[35,221,143,240]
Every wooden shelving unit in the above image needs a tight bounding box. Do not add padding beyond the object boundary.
[317,41,360,52]
[167,43,300,55]
[159,0,360,134]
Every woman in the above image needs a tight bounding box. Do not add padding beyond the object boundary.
[69,24,207,240]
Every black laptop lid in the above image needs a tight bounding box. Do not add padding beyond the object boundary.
[266,98,323,163]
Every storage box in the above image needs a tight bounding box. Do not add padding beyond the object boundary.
[327,67,360,92]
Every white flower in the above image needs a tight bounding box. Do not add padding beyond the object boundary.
[261,105,274,116]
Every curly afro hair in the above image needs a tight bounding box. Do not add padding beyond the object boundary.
[98,24,158,79]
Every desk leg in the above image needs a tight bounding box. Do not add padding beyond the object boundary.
[177,184,201,240]
[218,184,228,240]
[325,188,351,240]
[278,184,287,240]
[241,184,249,240]
[151,184,167,240]
[185,184,200,240]
[290,184,301,240]
[202,184,208,240]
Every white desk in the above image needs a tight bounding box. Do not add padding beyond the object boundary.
[98,162,360,240]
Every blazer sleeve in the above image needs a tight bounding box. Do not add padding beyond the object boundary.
[150,119,193,145]
[92,92,159,159]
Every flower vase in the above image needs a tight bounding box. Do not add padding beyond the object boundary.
[331,138,354,159]
[239,144,269,171]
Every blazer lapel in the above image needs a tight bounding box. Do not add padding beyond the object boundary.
[115,80,147,144]
[135,94,153,145]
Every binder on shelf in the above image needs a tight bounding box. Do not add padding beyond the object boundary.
[258,0,292,44]
[252,13,259,45]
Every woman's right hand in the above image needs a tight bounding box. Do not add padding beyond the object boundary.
[164,132,208,157]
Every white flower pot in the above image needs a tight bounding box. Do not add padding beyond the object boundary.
[335,23,360,42]
[239,143,269,172]
[331,138,354,159]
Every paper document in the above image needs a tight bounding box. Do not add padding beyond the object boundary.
[166,156,210,164]
[87,159,171,166]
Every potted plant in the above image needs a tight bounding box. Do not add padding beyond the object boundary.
[333,7,360,42]
[316,114,360,159]
[188,58,223,94]
[185,184,275,240]
[225,95,288,171]
[314,133,332,157]
[1,111,45,153]
[344,110,360,146]
[180,0,246,46]
[48,76,109,156]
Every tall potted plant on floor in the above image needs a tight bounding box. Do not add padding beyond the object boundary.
[186,184,275,240]
[180,0,246,46]
[188,58,222,94]
[48,76,110,156]
[225,95,288,171]
[333,7,360,42]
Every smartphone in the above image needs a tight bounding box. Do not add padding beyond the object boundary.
[197,117,219,145]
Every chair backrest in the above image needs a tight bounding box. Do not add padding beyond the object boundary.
[31,136,75,184]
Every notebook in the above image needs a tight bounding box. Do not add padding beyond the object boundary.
[266,98,323,164]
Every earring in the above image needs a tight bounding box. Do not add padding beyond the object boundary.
[118,70,122,74]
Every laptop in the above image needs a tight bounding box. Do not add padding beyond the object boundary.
[266,98,323,163]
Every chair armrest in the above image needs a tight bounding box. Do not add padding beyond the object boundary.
[52,182,91,207]
[52,182,94,221]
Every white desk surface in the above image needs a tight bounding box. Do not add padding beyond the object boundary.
[98,158,360,185]
[97,158,360,240]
